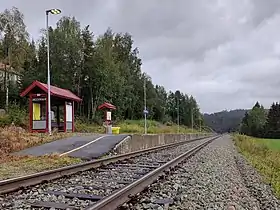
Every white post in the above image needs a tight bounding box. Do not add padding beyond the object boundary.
[46,12,52,135]
[144,78,147,134]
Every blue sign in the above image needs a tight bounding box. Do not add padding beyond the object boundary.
[143,109,149,115]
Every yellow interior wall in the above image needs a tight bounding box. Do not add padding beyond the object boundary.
[33,103,41,120]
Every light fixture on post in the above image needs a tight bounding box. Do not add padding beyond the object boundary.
[46,8,61,135]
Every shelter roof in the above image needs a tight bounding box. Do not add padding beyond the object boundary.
[20,80,82,102]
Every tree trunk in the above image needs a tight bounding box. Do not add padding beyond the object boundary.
[4,63,8,111]
[91,86,102,120]
[91,91,99,120]
[87,98,91,120]
[91,91,94,120]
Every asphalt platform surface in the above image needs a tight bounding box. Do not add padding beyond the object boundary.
[15,134,129,160]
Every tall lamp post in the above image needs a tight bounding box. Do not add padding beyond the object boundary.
[46,8,61,135]
[143,77,148,134]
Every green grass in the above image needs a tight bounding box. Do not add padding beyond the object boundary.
[251,137,280,151]
[233,134,280,197]
[76,119,203,134]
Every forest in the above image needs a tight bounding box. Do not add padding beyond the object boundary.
[240,102,280,139]
[0,7,204,128]
[203,109,247,133]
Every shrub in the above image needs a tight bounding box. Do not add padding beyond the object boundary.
[0,115,12,127]
[0,103,28,128]
[75,120,104,133]
[7,103,28,127]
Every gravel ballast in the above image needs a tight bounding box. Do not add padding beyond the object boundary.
[127,135,280,210]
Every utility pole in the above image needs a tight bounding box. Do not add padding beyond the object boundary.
[144,78,147,134]
[191,107,194,132]
[177,97,179,134]
[199,116,201,132]
[4,44,9,111]
[4,62,8,111]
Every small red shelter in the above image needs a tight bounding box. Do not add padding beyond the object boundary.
[20,80,82,133]
[98,102,116,122]
[98,102,116,134]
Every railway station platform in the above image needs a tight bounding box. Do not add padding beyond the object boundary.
[15,134,129,160]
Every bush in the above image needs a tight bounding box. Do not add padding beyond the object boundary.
[7,103,28,127]
[75,120,104,133]
[0,103,28,128]
[0,115,12,127]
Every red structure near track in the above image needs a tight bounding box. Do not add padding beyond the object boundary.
[20,80,82,133]
[98,102,116,134]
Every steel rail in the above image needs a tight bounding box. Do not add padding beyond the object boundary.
[0,135,215,194]
[86,135,221,210]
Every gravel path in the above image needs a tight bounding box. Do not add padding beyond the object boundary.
[0,137,209,209]
[126,135,280,210]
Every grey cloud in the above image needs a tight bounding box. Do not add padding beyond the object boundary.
[110,0,246,61]
[0,0,112,38]
[251,0,280,26]
[1,0,280,113]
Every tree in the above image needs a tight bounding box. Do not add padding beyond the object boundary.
[0,7,29,108]
[80,24,97,119]
[264,102,280,138]
[248,102,266,136]
[239,102,267,137]
[240,112,249,134]
[21,40,38,88]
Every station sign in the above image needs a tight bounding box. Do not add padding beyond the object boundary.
[32,98,46,102]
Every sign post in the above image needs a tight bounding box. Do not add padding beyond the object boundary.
[143,109,148,134]
[105,111,112,134]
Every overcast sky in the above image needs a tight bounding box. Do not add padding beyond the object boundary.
[1,0,280,113]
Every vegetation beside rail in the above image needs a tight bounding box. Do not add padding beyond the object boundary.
[0,154,82,180]
[233,134,280,197]
[76,119,201,134]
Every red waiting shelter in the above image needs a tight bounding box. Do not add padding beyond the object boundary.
[20,80,82,133]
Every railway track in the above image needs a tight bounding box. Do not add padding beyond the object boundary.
[0,135,219,210]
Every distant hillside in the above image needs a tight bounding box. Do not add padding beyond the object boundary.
[203,109,248,133]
